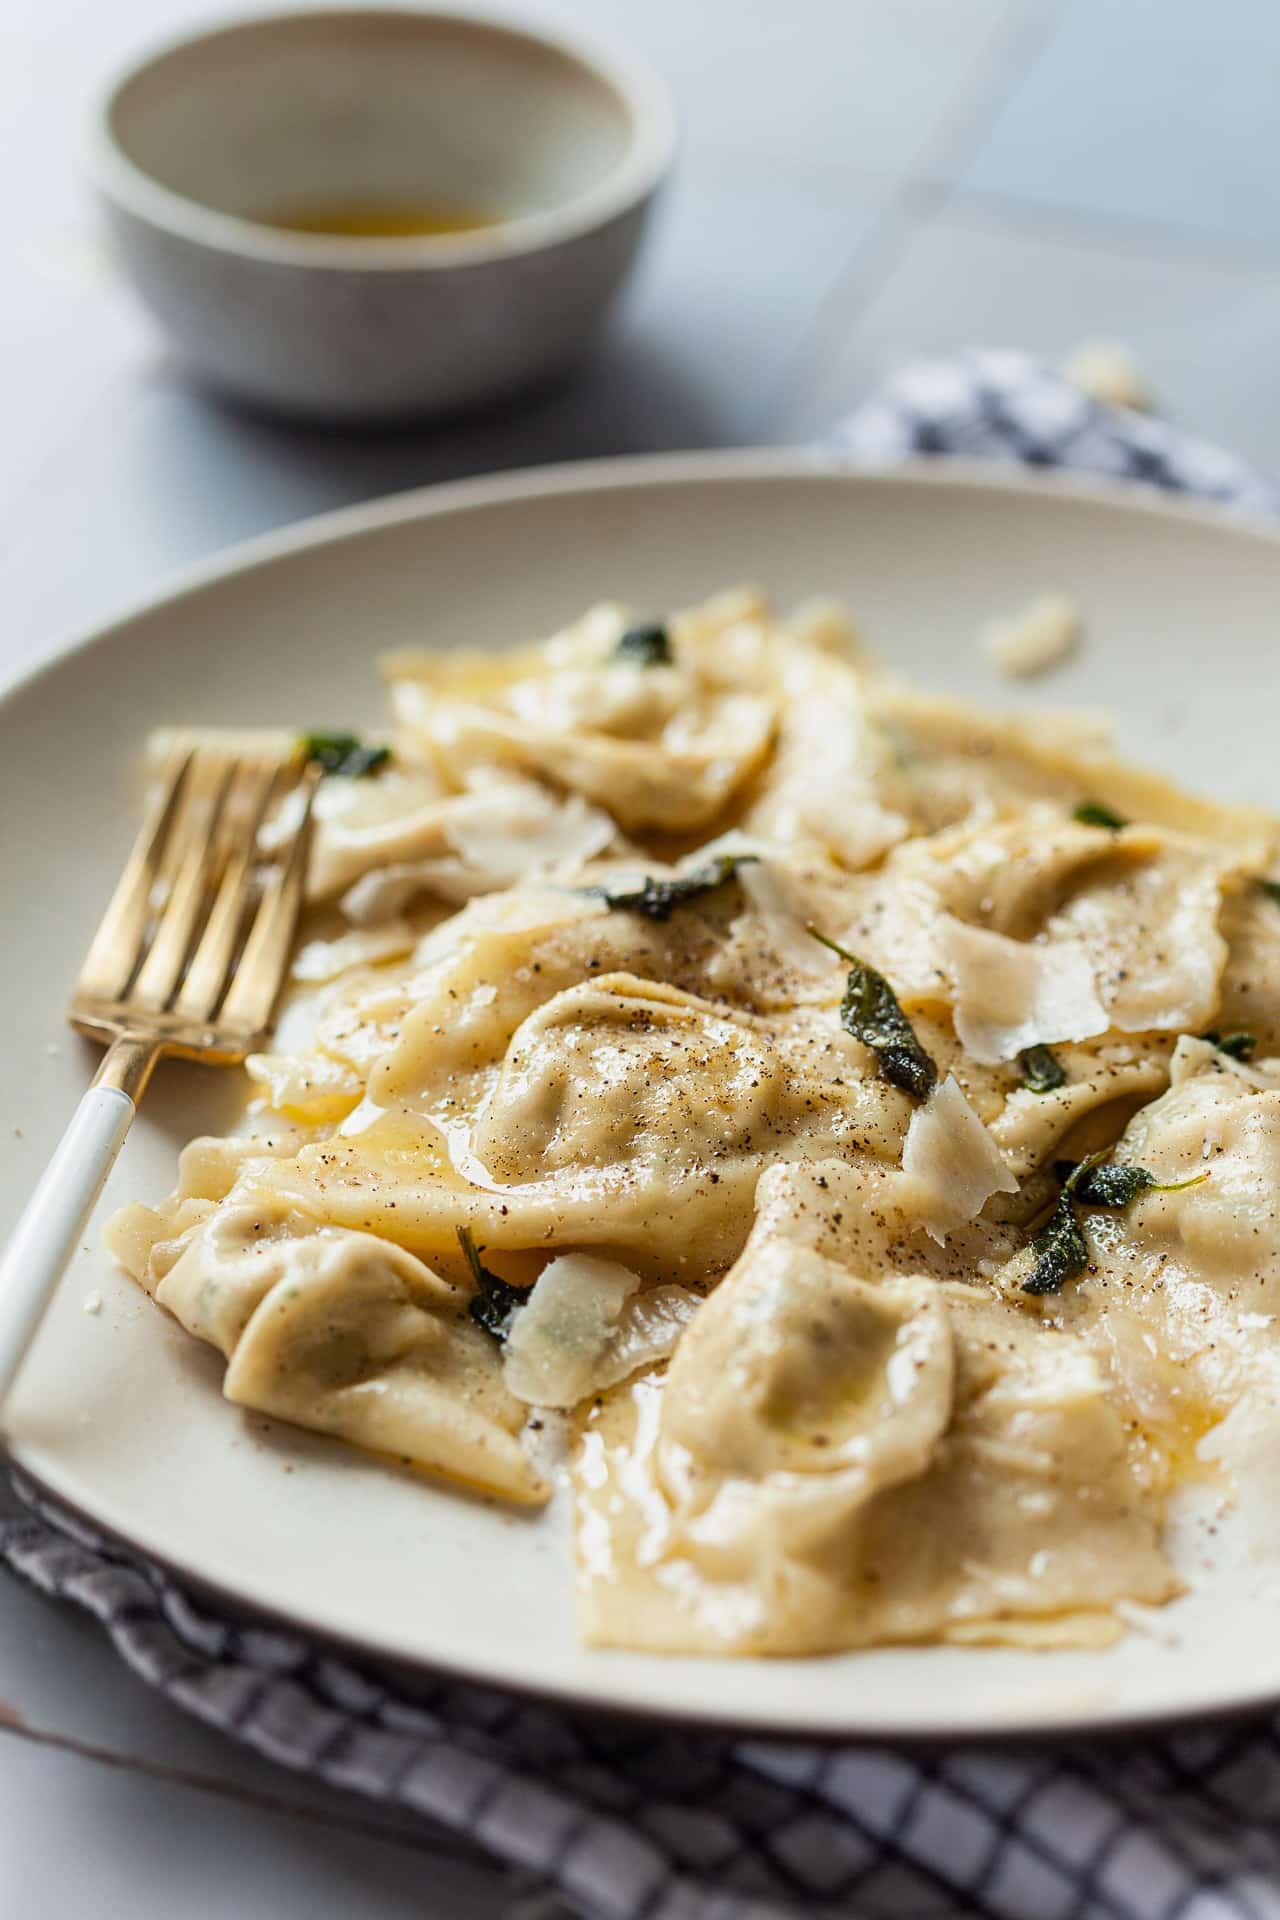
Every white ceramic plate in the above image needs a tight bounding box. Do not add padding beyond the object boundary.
[7,453,1280,1744]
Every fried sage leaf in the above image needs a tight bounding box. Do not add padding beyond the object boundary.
[1072,800,1127,830]
[1068,1161,1210,1207]
[1017,1150,1109,1296]
[594,852,757,922]
[457,1227,524,1343]
[807,927,938,1101]
[1019,1188,1090,1297]
[1201,1028,1258,1061]
[298,732,391,779]
[613,621,673,667]
[1019,1043,1067,1093]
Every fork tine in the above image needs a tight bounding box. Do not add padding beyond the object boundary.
[130,754,239,1012]
[219,766,321,1039]
[171,758,282,1023]
[76,748,194,1004]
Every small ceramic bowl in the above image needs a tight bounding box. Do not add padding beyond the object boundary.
[93,7,675,423]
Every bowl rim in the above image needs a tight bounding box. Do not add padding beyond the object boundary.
[89,3,677,272]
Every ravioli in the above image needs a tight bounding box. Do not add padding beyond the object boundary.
[384,594,778,832]
[111,587,1280,1657]
[576,1219,1175,1654]
[1045,1040,1280,1432]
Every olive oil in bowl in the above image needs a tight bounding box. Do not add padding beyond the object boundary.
[257,199,503,239]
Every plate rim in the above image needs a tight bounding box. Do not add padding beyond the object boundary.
[11,1455,1277,1752]
[9,443,1280,719]
[9,446,1280,1747]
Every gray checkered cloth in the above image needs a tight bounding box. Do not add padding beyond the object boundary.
[7,349,1280,1920]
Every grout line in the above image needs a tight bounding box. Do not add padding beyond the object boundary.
[901,0,1073,197]
[761,179,960,432]
[749,193,925,441]
[0,1718,488,1867]
[763,0,1073,438]
[922,176,1280,278]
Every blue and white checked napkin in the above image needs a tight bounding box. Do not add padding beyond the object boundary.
[7,350,1280,1920]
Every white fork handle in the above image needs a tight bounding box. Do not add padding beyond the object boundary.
[0,1084,135,1412]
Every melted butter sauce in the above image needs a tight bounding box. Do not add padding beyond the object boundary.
[577,1380,673,1584]
[254,199,503,239]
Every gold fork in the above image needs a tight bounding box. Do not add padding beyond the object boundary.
[0,745,318,1405]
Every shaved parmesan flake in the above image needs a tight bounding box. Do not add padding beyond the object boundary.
[521,1408,575,1482]
[980,593,1082,680]
[795,778,908,869]
[267,767,448,897]
[341,857,493,918]
[443,783,616,880]
[902,1074,1019,1243]
[597,1285,700,1391]
[944,918,1107,1065]
[502,1258,699,1409]
[736,854,831,978]
[338,784,616,922]
[291,923,416,983]
[503,1255,640,1408]
[341,863,446,923]
[1061,340,1152,413]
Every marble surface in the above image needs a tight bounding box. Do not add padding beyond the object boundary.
[5,0,1280,1911]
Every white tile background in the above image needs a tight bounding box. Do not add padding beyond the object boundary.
[5,0,1280,1909]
